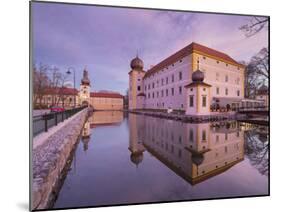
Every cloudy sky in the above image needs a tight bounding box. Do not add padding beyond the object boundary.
[32,2,268,95]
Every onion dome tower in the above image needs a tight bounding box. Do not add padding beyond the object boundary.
[130,56,144,71]
[81,68,90,86]
[184,59,212,115]
[79,67,91,106]
[128,54,146,110]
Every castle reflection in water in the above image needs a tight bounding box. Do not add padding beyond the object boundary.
[81,111,255,185]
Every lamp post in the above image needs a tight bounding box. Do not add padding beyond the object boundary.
[66,67,76,108]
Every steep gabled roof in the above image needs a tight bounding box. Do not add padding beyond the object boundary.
[144,42,244,79]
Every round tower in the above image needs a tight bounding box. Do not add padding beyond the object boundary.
[128,55,146,110]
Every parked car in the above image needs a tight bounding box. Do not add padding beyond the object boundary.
[50,106,65,112]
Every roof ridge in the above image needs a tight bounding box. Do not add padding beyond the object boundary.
[143,42,243,78]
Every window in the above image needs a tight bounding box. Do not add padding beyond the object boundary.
[189,95,194,107]
[171,88,174,96]
[138,78,141,81]
[145,85,147,91]
[148,93,150,98]
[190,88,193,91]
[216,73,219,81]
[166,89,168,96]
[225,75,228,82]
[152,92,154,98]
[157,91,159,98]
[178,135,182,143]
[148,84,150,90]
[166,77,168,84]
[179,86,182,94]
[202,130,206,141]
[178,149,182,158]
[179,71,182,80]
[189,129,194,142]
[172,74,174,82]
[225,88,228,95]
[217,61,220,64]
[161,78,164,86]
[237,90,240,96]
[152,82,155,89]
[216,135,219,142]
[202,96,207,107]
[137,86,141,91]
[180,59,182,63]
[203,56,206,60]
[216,87,219,95]
[181,104,183,108]
[161,90,164,97]
[225,133,228,140]
[226,63,228,66]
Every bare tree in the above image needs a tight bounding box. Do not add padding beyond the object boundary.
[244,48,269,98]
[240,16,268,37]
[33,63,50,108]
[250,48,269,79]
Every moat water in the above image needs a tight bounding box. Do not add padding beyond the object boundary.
[53,111,269,209]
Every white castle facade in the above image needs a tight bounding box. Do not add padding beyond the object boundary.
[128,42,251,115]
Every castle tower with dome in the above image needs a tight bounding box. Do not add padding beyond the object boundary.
[128,55,146,110]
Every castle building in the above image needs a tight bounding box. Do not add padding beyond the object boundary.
[34,68,124,110]
[128,42,251,115]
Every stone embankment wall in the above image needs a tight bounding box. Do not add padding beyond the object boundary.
[32,109,88,210]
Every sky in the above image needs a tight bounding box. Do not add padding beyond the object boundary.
[32,2,268,95]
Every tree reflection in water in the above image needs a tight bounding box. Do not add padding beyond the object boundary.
[244,127,269,176]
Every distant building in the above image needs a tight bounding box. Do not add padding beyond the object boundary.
[128,42,263,115]
[34,68,124,110]
[255,84,269,107]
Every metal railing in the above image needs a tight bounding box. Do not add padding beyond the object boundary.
[33,106,87,137]
[237,106,269,112]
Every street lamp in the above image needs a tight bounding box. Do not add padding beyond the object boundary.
[66,67,76,108]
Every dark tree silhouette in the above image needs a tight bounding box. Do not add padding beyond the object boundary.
[244,129,269,176]
[240,16,268,37]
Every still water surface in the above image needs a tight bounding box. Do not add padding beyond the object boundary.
[54,111,268,209]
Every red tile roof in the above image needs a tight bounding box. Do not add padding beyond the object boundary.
[90,92,123,99]
[44,87,78,95]
[144,42,245,78]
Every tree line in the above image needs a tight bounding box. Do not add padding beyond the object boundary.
[33,64,71,109]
